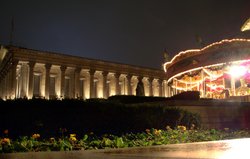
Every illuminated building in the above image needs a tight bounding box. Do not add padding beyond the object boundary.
[163,39,250,99]
[0,45,169,100]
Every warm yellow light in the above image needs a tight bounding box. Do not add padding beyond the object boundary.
[228,65,247,78]
[177,78,203,85]
[219,138,250,159]
[203,68,224,80]
[241,18,250,32]
[167,63,223,83]
[167,59,250,84]
[172,82,199,90]
[164,39,250,73]
[206,84,225,90]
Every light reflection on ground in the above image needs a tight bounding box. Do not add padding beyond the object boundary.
[218,138,249,159]
[103,138,250,159]
[1,138,250,159]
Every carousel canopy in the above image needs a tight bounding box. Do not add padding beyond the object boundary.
[241,18,250,32]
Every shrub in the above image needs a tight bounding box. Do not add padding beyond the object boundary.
[170,91,200,100]
[107,91,201,104]
[108,95,168,104]
[0,98,200,138]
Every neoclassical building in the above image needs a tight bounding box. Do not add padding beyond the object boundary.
[163,39,250,99]
[0,45,170,100]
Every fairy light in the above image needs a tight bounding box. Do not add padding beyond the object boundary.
[163,49,200,72]
[167,66,204,83]
[167,56,250,84]
[167,63,224,83]
[202,68,224,80]
[206,84,225,90]
[171,68,225,92]
[175,75,217,85]
[172,83,199,91]
[164,39,250,72]
[177,79,202,85]
[165,39,250,96]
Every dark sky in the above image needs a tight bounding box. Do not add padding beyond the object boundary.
[0,0,249,69]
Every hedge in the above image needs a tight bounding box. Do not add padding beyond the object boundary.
[108,91,201,104]
[0,98,200,138]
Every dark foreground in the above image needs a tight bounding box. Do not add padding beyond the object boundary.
[1,138,249,159]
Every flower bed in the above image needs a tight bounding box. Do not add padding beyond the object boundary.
[1,126,250,153]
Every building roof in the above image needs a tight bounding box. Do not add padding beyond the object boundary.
[0,45,167,80]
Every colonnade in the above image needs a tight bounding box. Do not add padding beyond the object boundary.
[0,61,171,99]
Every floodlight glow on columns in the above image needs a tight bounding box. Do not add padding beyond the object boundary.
[229,65,247,78]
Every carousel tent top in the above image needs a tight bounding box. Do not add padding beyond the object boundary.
[241,18,250,32]
[163,39,250,81]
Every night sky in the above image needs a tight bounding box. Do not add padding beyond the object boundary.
[0,0,249,69]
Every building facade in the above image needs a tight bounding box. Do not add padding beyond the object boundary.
[163,39,250,99]
[0,45,170,100]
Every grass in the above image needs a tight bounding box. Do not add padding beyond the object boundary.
[1,126,250,153]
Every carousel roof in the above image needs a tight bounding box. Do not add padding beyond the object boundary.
[241,18,250,32]
[163,39,250,81]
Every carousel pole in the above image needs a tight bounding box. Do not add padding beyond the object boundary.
[201,69,204,97]
[231,77,236,96]
[202,68,206,98]
[175,78,178,94]
[222,76,226,98]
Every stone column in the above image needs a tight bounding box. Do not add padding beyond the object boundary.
[0,80,2,98]
[6,71,10,98]
[102,71,108,98]
[28,61,35,99]
[174,78,177,95]
[126,74,132,95]
[158,79,163,97]
[4,71,8,98]
[94,77,98,98]
[148,78,153,96]
[3,75,6,99]
[60,66,67,98]
[162,80,165,97]
[11,60,18,99]
[1,77,4,98]
[20,63,29,98]
[89,69,95,98]
[81,78,86,99]
[164,80,168,97]
[16,72,20,98]
[165,82,168,97]
[74,68,81,98]
[121,76,126,95]
[8,71,12,98]
[45,64,52,99]
[114,73,120,95]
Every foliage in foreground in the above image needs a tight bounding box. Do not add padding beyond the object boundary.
[1,126,250,153]
[0,98,201,137]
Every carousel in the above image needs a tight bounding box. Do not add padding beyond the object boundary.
[163,39,250,99]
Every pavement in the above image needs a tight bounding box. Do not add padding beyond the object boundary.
[1,138,250,159]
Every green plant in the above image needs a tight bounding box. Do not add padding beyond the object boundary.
[1,128,250,153]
